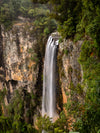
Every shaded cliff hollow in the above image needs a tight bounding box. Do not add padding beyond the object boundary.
[0,18,45,119]
[58,39,84,115]
[0,25,6,92]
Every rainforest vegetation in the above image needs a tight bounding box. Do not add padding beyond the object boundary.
[0,0,100,132]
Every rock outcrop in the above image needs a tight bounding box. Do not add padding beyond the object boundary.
[58,39,84,112]
[0,20,39,105]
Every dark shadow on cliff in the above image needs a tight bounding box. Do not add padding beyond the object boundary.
[56,45,63,114]
[34,37,46,115]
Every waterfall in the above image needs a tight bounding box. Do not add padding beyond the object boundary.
[42,35,59,121]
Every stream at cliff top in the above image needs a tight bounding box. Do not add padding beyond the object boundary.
[42,35,59,124]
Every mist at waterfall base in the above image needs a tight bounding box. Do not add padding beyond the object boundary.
[42,35,59,124]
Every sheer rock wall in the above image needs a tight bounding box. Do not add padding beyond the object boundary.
[0,22,39,105]
[58,39,84,112]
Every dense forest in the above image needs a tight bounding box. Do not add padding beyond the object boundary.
[0,0,100,132]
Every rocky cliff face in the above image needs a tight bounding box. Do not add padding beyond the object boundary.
[0,20,39,105]
[58,39,84,113]
[0,23,84,123]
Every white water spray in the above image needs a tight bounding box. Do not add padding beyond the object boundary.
[42,35,59,121]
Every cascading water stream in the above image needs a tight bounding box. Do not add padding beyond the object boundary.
[42,35,59,122]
